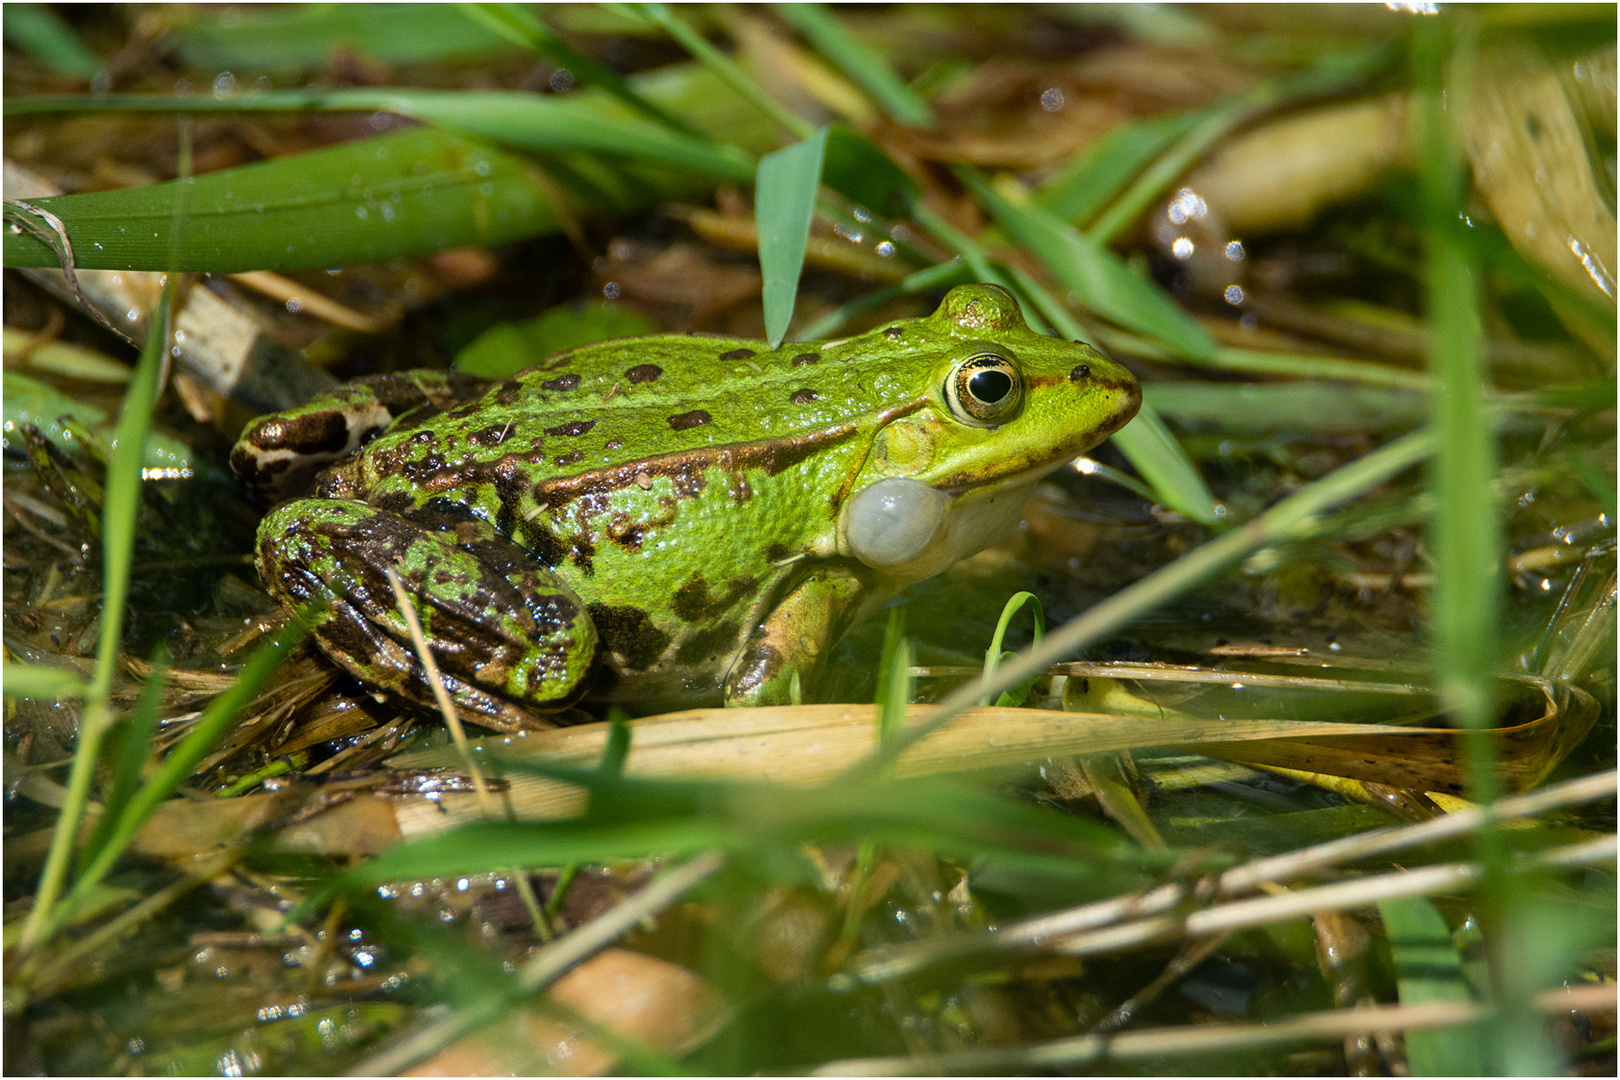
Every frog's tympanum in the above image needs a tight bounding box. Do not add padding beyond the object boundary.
[231,285,1141,730]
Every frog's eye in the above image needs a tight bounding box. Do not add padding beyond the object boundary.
[945,352,1022,427]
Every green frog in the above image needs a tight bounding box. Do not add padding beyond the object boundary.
[231,285,1140,731]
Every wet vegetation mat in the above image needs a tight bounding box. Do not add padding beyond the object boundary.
[3,4,1615,1075]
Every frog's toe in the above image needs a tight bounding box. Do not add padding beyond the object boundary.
[259,500,598,731]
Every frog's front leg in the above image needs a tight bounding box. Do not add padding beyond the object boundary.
[722,568,877,707]
[259,499,597,731]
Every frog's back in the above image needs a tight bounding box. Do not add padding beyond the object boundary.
[346,331,929,503]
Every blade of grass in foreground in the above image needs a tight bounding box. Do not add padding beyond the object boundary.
[311,770,1163,910]
[1417,21,1501,798]
[15,284,171,957]
[1,664,89,699]
[757,126,829,345]
[844,428,1437,781]
[1379,896,1483,1076]
[1418,19,1524,1073]
[77,650,168,875]
[47,608,314,944]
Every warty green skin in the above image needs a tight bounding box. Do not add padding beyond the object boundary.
[233,285,1141,731]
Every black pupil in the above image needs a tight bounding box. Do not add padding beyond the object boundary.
[968,368,1013,404]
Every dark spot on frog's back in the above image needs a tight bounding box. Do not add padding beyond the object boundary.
[1068,364,1090,382]
[884,327,903,339]
[672,572,757,622]
[625,364,663,384]
[553,450,584,467]
[495,380,523,406]
[401,451,449,483]
[791,352,820,367]
[541,374,580,392]
[789,388,819,405]
[586,604,671,671]
[521,523,568,568]
[470,423,513,447]
[668,410,712,431]
[718,348,755,362]
[545,419,596,438]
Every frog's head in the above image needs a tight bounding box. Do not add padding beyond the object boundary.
[837,284,1141,582]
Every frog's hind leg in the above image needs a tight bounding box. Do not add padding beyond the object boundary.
[259,499,597,732]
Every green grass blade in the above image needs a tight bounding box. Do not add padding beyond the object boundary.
[77,649,168,874]
[600,710,632,778]
[985,592,1044,707]
[60,608,314,929]
[1145,382,1430,433]
[821,124,918,217]
[309,771,1154,910]
[874,606,911,744]
[5,88,756,180]
[957,166,1216,361]
[456,2,699,136]
[15,284,170,956]
[757,126,829,345]
[4,128,558,273]
[1377,897,1483,1076]
[774,3,933,127]
[1,664,88,699]
[1111,407,1220,524]
[93,323,167,706]
[874,604,904,708]
[3,3,103,79]
[617,2,813,140]
[1416,23,1500,782]
[168,3,518,71]
[1035,108,1209,225]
